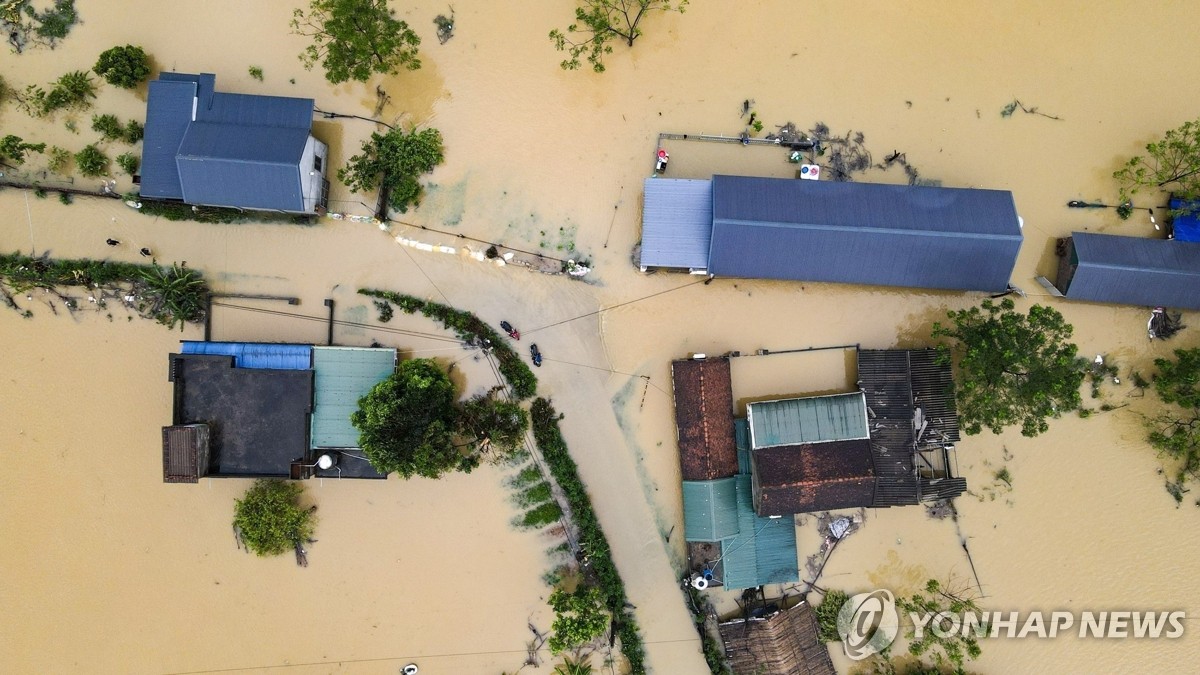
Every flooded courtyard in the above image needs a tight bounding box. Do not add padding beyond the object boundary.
[4,1,1200,673]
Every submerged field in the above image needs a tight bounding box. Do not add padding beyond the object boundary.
[3,1,1200,673]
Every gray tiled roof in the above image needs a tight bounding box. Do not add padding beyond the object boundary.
[707,175,1023,291]
[1065,232,1200,309]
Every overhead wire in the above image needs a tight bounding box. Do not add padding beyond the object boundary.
[524,277,708,334]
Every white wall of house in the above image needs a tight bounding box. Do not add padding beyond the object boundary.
[299,134,329,213]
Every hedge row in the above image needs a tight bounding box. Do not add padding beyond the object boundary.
[358,289,537,399]
[531,397,646,673]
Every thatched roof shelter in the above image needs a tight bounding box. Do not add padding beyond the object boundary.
[719,600,835,675]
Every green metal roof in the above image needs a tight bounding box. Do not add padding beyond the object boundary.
[735,418,751,474]
[683,478,740,542]
[310,347,397,449]
[721,475,799,590]
[748,392,869,448]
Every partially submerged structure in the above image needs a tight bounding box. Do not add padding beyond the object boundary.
[162,341,395,482]
[718,597,836,675]
[141,72,329,214]
[672,349,965,588]
[1040,232,1200,310]
[641,175,1023,292]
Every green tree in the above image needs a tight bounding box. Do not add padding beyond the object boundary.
[0,135,46,165]
[548,586,610,654]
[550,0,688,73]
[1115,117,1200,215]
[895,579,984,671]
[1148,348,1200,501]
[93,45,151,89]
[457,391,530,460]
[232,479,316,557]
[933,298,1084,437]
[352,358,460,478]
[136,262,209,329]
[338,126,444,214]
[46,146,70,174]
[73,144,108,177]
[291,0,421,84]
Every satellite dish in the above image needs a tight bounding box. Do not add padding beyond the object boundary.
[403,665,419,675]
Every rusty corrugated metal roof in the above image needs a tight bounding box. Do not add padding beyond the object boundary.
[672,358,738,481]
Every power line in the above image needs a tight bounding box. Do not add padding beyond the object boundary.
[210,301,462,343]
[525,278,708,334]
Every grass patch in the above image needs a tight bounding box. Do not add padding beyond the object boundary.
[520,501,563,528]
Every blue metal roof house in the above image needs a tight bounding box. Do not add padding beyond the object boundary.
[1043,232,1200,310]
[140,73,329,214]
[640,175,1024,292]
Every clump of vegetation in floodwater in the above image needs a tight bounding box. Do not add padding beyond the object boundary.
[232,479,317,565]
[16,70,96,117]
[1146,348,1200,507]
[359,289,538,399]
[91,114,144,144]
[0,251,209,329]
[1,0,79,53]
[248,66,264,81]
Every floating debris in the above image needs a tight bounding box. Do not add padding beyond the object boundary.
[434,7,455,44]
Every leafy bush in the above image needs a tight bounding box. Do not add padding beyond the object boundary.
[73,144,108,177]
[457,393,529,459]
[358,289,537,398]
[232,480,316,557]
[32,0,78,44]
[93,45,151,89]
[521,501,564,528]
[116,152,139,176]
[121,120,143,143]
[47,146,70,174]
[91,113,123,140]
[27,70,96,116]
[58,192,71,205]
[248,65,264,81]
[815,589,849,642]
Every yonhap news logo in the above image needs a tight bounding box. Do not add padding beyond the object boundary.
[837,588,1186,660]
[838,589,900,660]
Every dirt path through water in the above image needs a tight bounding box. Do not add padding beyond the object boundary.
[5,1,1200,673]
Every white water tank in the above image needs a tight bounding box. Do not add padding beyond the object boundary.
[691,576,709,591]
[317,454,336,470]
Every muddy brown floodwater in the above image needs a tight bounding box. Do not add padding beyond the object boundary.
[3,1,1200,673]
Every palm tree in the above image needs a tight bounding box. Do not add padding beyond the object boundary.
[553,655,593,675]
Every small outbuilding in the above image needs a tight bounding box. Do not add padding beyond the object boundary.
[718,598,836,675]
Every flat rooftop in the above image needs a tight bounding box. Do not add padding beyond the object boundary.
[171,354,313,477]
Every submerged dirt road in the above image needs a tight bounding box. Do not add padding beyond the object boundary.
[4,1,1200,673]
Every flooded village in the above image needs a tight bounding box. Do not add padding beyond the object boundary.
[4,1,1200,674]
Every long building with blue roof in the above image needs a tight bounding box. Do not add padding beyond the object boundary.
[1045,232,1200,309]
[640,174,1024,292]
[140,73,329,214]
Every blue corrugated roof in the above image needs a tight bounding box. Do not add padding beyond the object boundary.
[721,475,799,590]
[1170,199,1200,243]
[1064,232,1200,309]
[140,72,315,211]
[640,178,713,269]
[140,79,196,199]
[181,341,312,370]
[707,175,1023,292]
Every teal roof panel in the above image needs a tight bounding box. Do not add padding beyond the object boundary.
[683,478,740,542]
[722,475,799,590]
[748,392,868,448]
[735,418,751,474]
[311,347,396,449]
